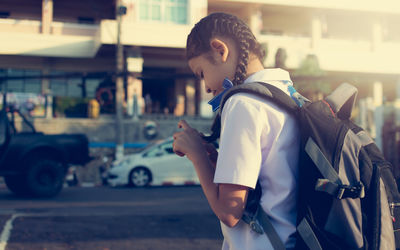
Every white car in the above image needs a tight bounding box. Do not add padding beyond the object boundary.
[107,138,199,187]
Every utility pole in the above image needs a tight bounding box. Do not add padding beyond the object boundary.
[115,0,127,160]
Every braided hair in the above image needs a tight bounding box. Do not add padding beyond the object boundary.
[186,12,265,142]
[186,13,265,85]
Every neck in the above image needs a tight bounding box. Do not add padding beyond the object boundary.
[245,54,264,78]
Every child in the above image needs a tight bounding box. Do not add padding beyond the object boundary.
[173,12,299,249]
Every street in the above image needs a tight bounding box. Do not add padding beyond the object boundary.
[0,186,223,250]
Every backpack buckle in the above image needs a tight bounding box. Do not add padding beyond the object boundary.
[336,181,365,199]
[336,187,346,199]
[242,205,265,235]
[250,220,264,234]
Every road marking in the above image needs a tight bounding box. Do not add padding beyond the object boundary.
[0,214,19,250]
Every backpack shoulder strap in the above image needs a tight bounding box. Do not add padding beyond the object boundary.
[203,81,303,143]
[219,81,299,115]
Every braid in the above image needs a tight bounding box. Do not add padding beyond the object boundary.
[232,28,251,85]
[187,13,265,141]
[186,13,265,81]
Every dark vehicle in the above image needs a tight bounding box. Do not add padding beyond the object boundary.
[0,105,91,197]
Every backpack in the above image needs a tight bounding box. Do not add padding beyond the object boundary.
[214,81,400,250]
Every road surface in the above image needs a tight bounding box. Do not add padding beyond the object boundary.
[0,186,223,250]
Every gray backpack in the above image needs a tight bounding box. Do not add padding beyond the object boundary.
[216,82,400,249]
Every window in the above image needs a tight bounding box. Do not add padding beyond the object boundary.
[50,71,67,97]
[86,79,101,98]
[138,0,188,24]
[144,141,174,157]
[7,69,24,93]
[0,12,10,19]
[24,70,41,94]
[77,17,95,24]
[66,78,82,98]
[144,145,163,157]
[0,69,6,92]
[0,68,42,94]
[0,68,46,116]
[160,141,174,154]
[49,71,102,98]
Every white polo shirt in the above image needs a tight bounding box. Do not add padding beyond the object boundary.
[214,68,300,250]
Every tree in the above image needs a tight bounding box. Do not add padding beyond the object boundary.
[293,54,329,100]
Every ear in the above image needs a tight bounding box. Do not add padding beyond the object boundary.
[210,38,229,63]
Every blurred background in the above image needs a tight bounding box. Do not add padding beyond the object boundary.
[0,0,399,185]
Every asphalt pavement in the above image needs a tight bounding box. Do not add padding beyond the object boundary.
[0,186,223,250]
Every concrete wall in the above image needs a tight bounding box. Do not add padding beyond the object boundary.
[19,115,213,143]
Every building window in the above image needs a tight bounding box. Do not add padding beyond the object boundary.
[5,69,24,93]
[0,68,42,94]
[49,71,102,98]
[24,70,42,94]
[139,0,188,24]
[86,79,101,98]
[66,78,82,97]
[50,71,68,97]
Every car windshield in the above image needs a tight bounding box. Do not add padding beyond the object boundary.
[140,139,164,152]
[143,139,174,157]
[159,141,174,154]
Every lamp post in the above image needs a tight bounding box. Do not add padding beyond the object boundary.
[115,1,127,160]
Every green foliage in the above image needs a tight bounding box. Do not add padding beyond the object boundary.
[54,96,90,118]
[294,54,325,77]
[293,54,330,99]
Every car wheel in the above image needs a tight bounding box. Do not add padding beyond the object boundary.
[4,174,29,196]
[25,159,66,197]
[129,167,152,187]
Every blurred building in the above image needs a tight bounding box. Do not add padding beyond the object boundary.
[0,0,399,142]
[0,0,209,119]
[211,0,400,100]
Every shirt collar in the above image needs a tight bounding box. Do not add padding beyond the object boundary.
[244,68,293,85]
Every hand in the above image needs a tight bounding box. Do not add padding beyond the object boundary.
[173,120,206,161]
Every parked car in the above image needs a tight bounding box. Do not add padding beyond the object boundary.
[107,137,199,187]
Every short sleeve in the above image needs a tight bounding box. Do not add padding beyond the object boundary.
[213,95,268,189]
